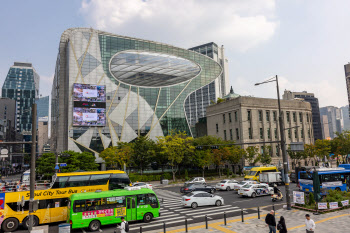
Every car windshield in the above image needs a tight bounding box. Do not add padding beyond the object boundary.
[185,193,194,197]
[248,171,257,176]
[220,181,227,183]
[238,181,246,185]
[185,183,194,187]
[242,184,252,188]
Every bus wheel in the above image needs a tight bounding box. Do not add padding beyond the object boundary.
[89,220,101,232]
[2,218,19,232]
[143,213,153,223]
[335,187,341,191]
[22,216,39,229]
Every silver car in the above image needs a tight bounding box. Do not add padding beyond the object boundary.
[215,179,239,191]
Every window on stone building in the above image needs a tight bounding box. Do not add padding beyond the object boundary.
[249,128,252,139]
[230,129,233,140]
[286,112,290,122]
[295,129,298,139]
[293,112,297,122]
[223,114,226,123]
[288,129,291,139]
[299,112,303,122]
[224,130,227,140]
[260,128,263,139]
[266,111,270,121]
[236,128,239,140]
[259,110,262,121]
[216,124,219,133]
[247,110,251,121]
[273,111,277,121]
[229,113,232,123]
[234,111,238,122]
[274,128,278,139]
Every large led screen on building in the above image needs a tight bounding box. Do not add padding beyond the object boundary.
[73,83,106,102]
[73,83,106,126]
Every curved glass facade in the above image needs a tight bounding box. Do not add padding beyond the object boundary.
[110,51,201,87]
[51,28,222,158]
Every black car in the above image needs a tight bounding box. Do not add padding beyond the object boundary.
[180,183,216,194]
[289,172,296,183]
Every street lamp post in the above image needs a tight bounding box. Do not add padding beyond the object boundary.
[255,75,292,210]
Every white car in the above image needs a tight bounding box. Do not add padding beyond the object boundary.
[181,191,224,209]
[184,177,206,185]
[132,182,153,190]
[215,179,239,191]
[238,183,274,198]
[233,180,258,191]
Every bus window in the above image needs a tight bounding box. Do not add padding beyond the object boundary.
[109,173,130,190]
[148,193,159,208]
[132,198,136,208]
[66,175,91,187]
[89,174,110,186]
[52,176,69,189]
[86,199,101,211]
[74,200,86,212]
[137,194,147,205]
[106,196,125,208]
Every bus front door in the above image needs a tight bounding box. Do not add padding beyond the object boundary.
[126,197,137,221]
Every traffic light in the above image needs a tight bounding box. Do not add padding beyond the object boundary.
[211,145,219,149]
[196,146,203,150]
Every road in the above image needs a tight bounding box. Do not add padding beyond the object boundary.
[11,182,299,233]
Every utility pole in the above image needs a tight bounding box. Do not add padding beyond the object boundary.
[29,103,37,231]
[255,75,291,210]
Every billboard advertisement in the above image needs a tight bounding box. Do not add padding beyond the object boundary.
[73,83,106,126]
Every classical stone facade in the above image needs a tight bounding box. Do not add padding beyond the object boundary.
[206,96,314,166]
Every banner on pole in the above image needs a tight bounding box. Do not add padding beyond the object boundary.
[330,202,338,209]
[293,191,305,204]
[318,202,328,209]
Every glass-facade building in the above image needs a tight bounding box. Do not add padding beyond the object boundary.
[1,62,39,133]
[186,43,230,134]
[51,28,222,164]
[36,96,49,118]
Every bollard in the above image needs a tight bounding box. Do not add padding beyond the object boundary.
[224,212,227,225]
[185,219,188,233]
[258,206,260,219]
[140,226,142,233]
[273,204,275,216]
[205,215,208,229]
[163,222,166,233]
[241,209,244,222]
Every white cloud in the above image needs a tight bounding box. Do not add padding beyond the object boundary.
[39,74,54,97]
[80,0,278,51]
[234,76,348,107]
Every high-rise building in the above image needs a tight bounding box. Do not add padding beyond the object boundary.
[186,43,230,134]
[38,117,49,154]
[282,90,323,141]
[341,105,350,131]
[344,63,350,118]
[51,28,223,165]
[36,95,49,118]
[0,98,16,128]
[320,106,342,139]
[1,62,39,134]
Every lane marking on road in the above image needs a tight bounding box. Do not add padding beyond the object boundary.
[82,229,86,233]
[157,214,182,219]
[98,229,102,232]
[129,218,194,230]
[178,206,237,214]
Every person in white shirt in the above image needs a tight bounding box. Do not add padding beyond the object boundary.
[305,214,316,233]
[118,217,127,233]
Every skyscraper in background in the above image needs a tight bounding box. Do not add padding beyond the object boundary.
[1,62,39,134]
[186,42,230,135]
[341,105,350,131]
[283,90,323,141]
[36,95,50,153]
[320,106,342,139]
[344,63,350,118]
[36,95,49,118]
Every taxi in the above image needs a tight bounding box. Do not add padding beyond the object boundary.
[238,183,274,198]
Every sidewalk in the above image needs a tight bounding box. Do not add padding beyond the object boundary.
[151,207,350,233]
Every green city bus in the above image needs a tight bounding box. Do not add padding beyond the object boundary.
[68,187,160,231]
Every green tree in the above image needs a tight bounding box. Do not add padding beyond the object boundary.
[304,143,317,166]
[259,146,272,165]
[157,131,195,181]
[130,136,156,175]
[315,139,331,165]
[228,145,246,174]
[212,147,230,177]
[99,143,133,169]
[287,147,305,168]
[36,153,56,178]
[331,131,350,164]
[194,149,212,177]
[244,146,260,165]
[60,150,99,172]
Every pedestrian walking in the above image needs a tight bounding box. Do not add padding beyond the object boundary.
[277,216,287,233]
[116,216,129,233]
[305,214,315,233]
[265,210,277,233]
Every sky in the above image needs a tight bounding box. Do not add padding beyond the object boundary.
[0,0,350,107]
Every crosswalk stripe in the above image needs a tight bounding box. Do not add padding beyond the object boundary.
[160,212,177,216]
[178,206,237,214]
[174,204,233,212]
[157,213,181,219]
[162,203,182,207]
[191,209,246,218]
[129,218,193,230]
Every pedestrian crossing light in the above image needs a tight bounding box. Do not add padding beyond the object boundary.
[196,146,203,150]
[211,145,219,149]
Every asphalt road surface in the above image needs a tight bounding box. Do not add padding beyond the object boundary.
[10,182,299,233]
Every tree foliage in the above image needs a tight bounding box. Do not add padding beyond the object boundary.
[99,143,133,169]
[130,136,156,174]
[244,146,260,165]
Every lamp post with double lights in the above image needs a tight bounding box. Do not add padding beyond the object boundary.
[255,75,292,210]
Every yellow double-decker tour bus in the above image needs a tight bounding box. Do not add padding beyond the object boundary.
[0,170,131,232]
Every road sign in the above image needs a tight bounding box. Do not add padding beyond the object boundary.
[60,163,67,167]
[0,149,8,155]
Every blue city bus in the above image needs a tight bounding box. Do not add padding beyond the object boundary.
[298,167,350,194]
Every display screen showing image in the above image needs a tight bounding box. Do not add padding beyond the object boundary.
[73,83,106,102]
[73,108,106,126]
